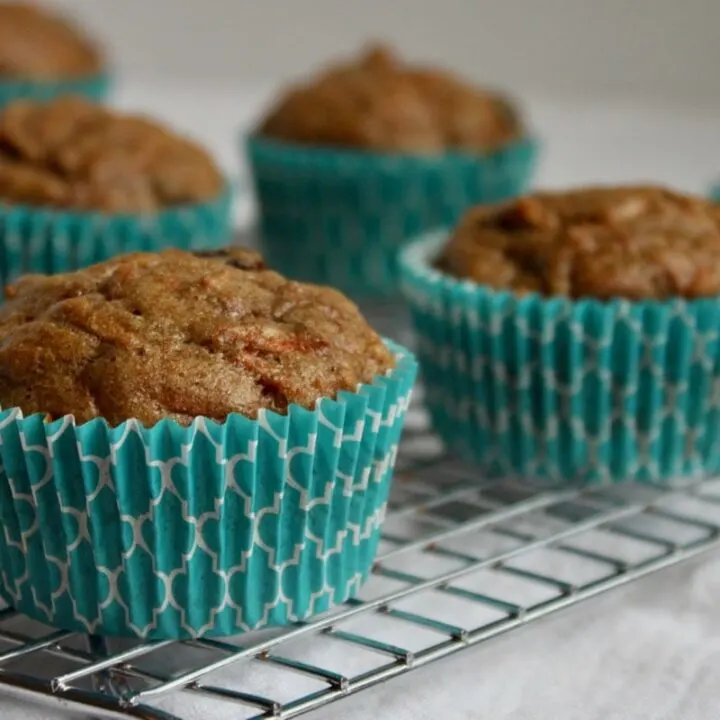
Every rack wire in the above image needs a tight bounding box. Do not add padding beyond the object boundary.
[0,386,719,719]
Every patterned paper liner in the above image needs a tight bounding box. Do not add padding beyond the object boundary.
[0,342,417,639]
[246,134,539,300]
[398,231,720,485]
[0,183,234,288]
[0,72,111,108]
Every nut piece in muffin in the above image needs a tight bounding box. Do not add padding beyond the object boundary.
[0,96,224,213]
[0,3,103,81]
[437,186,720,300]
[0,248,395,426]
[259,43,523,154]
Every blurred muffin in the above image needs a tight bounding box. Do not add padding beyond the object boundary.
[260,45,522,153]
[0,96,232,285]
[247,43,538,299]
[0,3,110,104]
[438,186,720,299]
[0,95,223,213]
[400,185,720,483]
[0,247,417,638]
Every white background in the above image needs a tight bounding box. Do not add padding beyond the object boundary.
[47,0,720,102]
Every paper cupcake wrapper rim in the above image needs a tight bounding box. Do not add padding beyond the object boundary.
[246,134,540,300]
[246,133,541,173]
[0,181,234,287]
[399,231,720,484]
[0,340,418,638]
[0,72,112,105]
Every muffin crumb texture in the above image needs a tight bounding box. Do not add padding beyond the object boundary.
[0,96,224,213]
[0,3,102,80]
[0,248,395,426]
[438,186,720,300]
[260,43,522,153]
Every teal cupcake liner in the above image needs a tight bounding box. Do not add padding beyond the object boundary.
[246,135,539,299]
[0,72,112,108]
[399,231,720,485]
[0,341,417,639]
[0,184,234,288]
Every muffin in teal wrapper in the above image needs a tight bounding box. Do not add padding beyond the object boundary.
[247,43,538,299]
[0,343,416,638]
[0,3,111,108]
[0,186,234,287]
[247,136,538,299]
[0,247,416,639]
[0,96,232,287]
[399,187,720,485]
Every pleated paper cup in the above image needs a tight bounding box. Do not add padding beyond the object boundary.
[399,231,720,485]
[0,72,111,109]
[0,183,234,288]
[0,341,417,639]
[246,134,539,300]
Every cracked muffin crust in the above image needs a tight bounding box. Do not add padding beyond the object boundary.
[437,186,720,300]
[0,96,224,213]
[259,44,523,153]
[0,3,103,81]
[0,248,395,426]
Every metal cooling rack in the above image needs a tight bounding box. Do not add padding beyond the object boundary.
[0,393,720,719]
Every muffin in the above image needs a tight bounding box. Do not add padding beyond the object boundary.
[0,96,232,287]
[0,248,417,638]
[246,43,538,299]
[399,186,720,484]
[0,3,110,106]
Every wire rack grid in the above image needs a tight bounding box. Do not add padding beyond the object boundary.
[0,382,719,719]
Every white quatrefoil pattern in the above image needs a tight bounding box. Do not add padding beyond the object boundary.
[247,135,538,299]
[0,183,233,287]
[400,232,720,486]
[0,344,417,640]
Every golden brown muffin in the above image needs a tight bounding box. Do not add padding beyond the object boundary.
[259,44,522,153]
[437,186,720,300]
[0,3,102,81]
[0,96,224,213]
[0,248,395,426]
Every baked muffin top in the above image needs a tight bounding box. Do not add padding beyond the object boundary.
[0,248,395,426]
[0,3,102,81]
[259,44,522,153]
[0,96,224,213]
[437,186,720,300]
